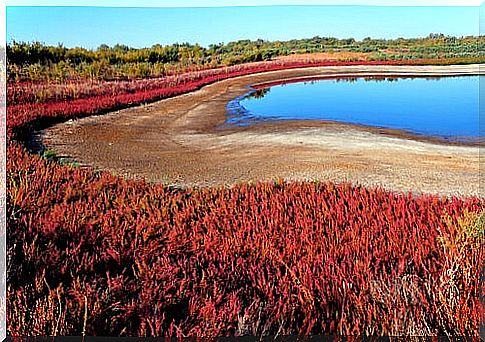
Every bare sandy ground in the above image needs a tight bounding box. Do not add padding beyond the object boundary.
[42,64,484,196]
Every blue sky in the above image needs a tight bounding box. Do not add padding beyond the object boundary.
[6,5,481,48]
[4,0,482,6]
[481,2,485,34]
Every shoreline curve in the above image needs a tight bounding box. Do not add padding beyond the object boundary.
[41,64,484,196]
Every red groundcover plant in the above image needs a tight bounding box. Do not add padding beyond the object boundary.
[6,60,485,337]
[7,58,466,137]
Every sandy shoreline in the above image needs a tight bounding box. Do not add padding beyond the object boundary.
[42,64,483,196]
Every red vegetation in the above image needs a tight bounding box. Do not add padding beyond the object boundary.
[6,60,484,337]
[7,58,461,138]
[7,144,484,336]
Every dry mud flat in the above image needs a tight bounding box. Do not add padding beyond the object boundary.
[43,65,483,197]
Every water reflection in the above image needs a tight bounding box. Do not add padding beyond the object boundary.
[227,76,481,141]
[246,88,271,100]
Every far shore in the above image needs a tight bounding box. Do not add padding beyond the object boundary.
[42,64,483,196]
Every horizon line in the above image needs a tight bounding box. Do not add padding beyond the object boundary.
[7,34,484,50]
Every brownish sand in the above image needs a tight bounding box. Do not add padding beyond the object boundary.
[41,64,484,196]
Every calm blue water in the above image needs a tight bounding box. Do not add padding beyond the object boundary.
[227,76,481,140]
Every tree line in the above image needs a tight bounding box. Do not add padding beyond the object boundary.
[7,34,485,82]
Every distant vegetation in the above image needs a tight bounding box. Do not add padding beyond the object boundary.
[7,34,485,82]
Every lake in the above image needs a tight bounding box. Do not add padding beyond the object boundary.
[226,76,481,141]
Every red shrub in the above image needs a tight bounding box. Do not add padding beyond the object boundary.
[6,60,484,337]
